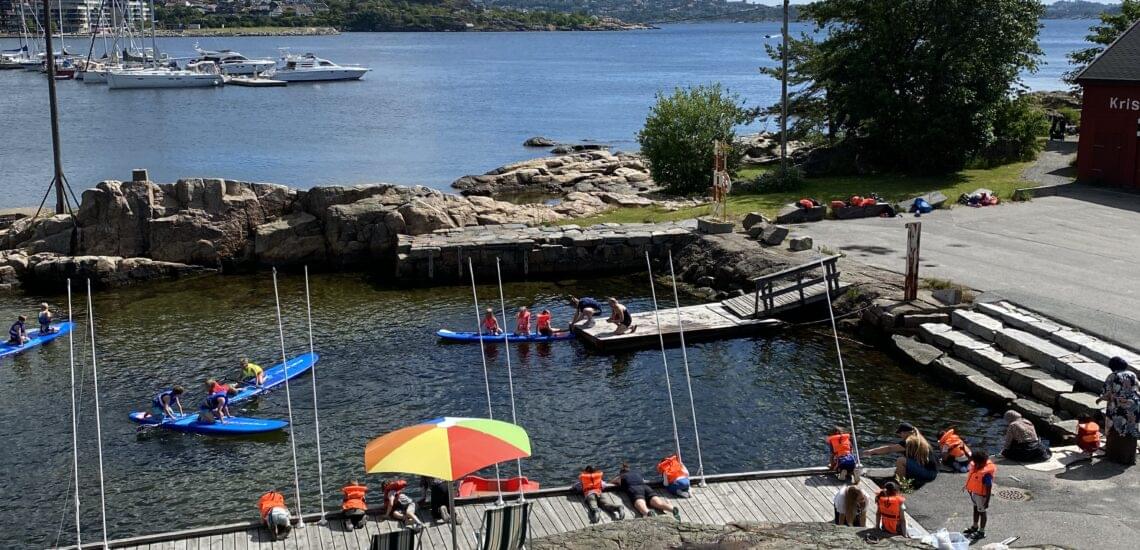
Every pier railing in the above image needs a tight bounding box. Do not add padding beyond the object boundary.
[744,255,842,318]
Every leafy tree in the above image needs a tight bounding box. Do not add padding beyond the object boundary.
[1065,0,1140,84]
[769,0,1044,174]
[637,84,751,195]
[977,94,1049,166]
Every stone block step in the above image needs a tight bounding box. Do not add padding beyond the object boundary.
[1012,398,1061,426]
[1057,392,1101,418]
[891,335,944,368]
[1007,367,1055,395]
[917,323,953,346]
[976,301,1062,340]
[1031,378,1074,407]
[951,309,1003,342]
[1052,355,1111,394]
[1078,339,1140,372]
[994,328,1073,374]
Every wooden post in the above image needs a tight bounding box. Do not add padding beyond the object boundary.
[904,222,921,301]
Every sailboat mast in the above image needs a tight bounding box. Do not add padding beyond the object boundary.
[148,0,157,67]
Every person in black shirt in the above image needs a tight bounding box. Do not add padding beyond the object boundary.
[610,463,680,520]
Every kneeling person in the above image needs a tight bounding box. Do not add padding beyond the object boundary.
[257,490,291,541]
[342,480,368,530]
[657,454,692,498]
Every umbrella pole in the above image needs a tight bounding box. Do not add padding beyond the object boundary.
[449,481,458,550]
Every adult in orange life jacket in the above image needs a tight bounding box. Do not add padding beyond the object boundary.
[656,454,692,498]
[257,490,292,541]
[515,307,531,336]
[481,308,502,335]
[826,427,858,482]
[341,480,368,530]
[963,450,996,541]
[938,427,973,473]
[577,465,623,524]
[874,481,907,536]
[1076,414,1102,456]
[383,478,426,531]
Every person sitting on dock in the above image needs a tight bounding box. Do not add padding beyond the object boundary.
[241,358,266,387]
[341,480,368,530]
[515,306,532,336]
[861,423,938,487]
[937,427,972,473]
[1000,410,1050,463]
[37,303,56,334]
[963,450,996,542]
[874,481,907,536]
[383,479,426,531]
[481,308,502,336]
[145,385,185,420]
[536,309,562,337]
[605,297,637,335]
[826,426,858,482]
[569,296,602,328]
[656,454,692,498]
[7,315,28,345]
[832,484,867,527]
[576,465,623,524]
[419,476,461,524]
[198,387,237,424]
[611,463,680,521]
[257,490,292,541]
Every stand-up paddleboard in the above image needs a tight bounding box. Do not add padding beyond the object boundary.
[128,412,288,435]
[0,321,74,359]
[437,329,574,343]
[228,352,319,404]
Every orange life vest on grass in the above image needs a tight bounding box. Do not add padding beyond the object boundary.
[827,433,852,458]
[965,460,996,496]
[342,483,368,511]
[938,429,971,459]
[656,454,689,485]
[876,493,905,534]
[258,491,286,521]
[579,471,603,496]
[1077,422,1101,446]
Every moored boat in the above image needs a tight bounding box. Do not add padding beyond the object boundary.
[193,47,276,75]
[274,51,369,82]
[106,61,224,89]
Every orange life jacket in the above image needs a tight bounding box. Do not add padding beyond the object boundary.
[516,310,531,333]
[830,200,846,210]
[579,471,603,496]
[798,199,814,209]
[656,455,689,485]
[849,195,863,206]
[876,493,905,534]
[258,491,286,521]
[827,433,852,458]
[860,198,877,207]
[342,483,367,511]
[964,460,996,496]
[938,429,971,459]
[482,316,499,332]
[1077,422,1100,446]
[537,312,552,331]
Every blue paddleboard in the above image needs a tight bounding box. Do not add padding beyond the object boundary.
[127,411,288,435]
[437,329,575,343]
[228,352,319,405]
[0,321,73,359]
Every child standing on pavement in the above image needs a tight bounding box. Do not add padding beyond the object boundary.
[963,450,996,541]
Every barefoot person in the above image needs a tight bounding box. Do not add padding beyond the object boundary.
[569,296,603,328]
[241,358,266,386]
[257,490,292,541]
[7,315,28,345]
[611,463,680,520]
[145,386,185,420]
[37,303,56,334]
[383,479,426,531]
[515,306,532,336]
[481,308,502,336]
[536,309,562,337]
[606,297,637,335]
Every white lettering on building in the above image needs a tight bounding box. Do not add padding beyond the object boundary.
[1109,97,1140,110]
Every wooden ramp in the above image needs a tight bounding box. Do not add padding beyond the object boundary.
[573,303,781,352]
[58,468,927,550]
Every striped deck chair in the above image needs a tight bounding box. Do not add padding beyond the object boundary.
[371,528,419,550]
[473,502,531,550]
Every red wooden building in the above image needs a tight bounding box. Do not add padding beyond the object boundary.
[1076,19,1140,188]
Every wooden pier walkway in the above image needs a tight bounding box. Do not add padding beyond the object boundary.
[574,255,846,352]
[57,468,926,550]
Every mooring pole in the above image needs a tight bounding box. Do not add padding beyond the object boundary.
[41,0,67,215]
[780,0,789,175]
[904,222,922,301]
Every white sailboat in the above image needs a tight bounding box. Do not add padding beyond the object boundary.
[105,0,224,89]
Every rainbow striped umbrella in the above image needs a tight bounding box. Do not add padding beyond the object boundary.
[364,417,532,481]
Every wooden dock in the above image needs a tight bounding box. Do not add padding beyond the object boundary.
[57,468,927,550]
[575,255,845,352]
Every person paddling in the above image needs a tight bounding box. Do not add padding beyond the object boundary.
[7,315,28,345]
[341,480,368,530]
[146,385,185,420]
[37,303,56,334]
[241,358,266,387]
[481,308,502,336]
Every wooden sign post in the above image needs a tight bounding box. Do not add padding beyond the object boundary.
[904,222,921,301]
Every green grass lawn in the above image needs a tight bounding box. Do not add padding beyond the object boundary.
[565,159,1035,225]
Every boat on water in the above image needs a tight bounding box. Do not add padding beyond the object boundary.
[274,51,369,82]
[193,47,275,75]
[106,61,224,89]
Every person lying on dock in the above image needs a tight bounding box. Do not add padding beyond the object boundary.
[605,297,637,335]
[832,484,867,527]
[257,490,292,541]
[937,427,972,473]
[241,358,266,387]
[341,480,368,530]
[481,308,502,336]
[569,296,602,328]
[383,478,426,531]
[7,315,28,345]
[419,476,461,524]
[611,463,680,521]
[576,465,623,524]
[515,306,531,336]
[198,387,237,424]
[37,303,56,334]
[145,385,185,420]
[963,450,996,542]
[656,454,692,498]
[874,481,906,537]
[536,309,563,337]
[826,426,858,482]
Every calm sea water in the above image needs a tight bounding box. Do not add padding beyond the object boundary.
[0,274,1010,547]
[0,20,1093,209]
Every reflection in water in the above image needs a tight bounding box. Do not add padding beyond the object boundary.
[0,273,1006,546]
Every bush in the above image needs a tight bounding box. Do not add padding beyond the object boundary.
[975,95,1049,167]
[637,84,751,195]
[734,164,807,194]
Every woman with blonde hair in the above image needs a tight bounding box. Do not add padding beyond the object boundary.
[832,485,868,527]
[863,422,938,487]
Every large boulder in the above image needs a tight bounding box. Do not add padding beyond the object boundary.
[452,152,656,197]
[148,212,242,266]
[523,136,557,147]
[5,214,74,254]
[324,197,406,266]
[253,212,326,265]
[76,180,158,257]
[398,198,460,235]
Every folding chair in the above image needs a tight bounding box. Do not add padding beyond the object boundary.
[371,527,419,550]
[472,502,531,550]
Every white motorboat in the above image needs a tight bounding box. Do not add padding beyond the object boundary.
[193,47,276,75]
[106,61,223,89]
[273,52,369,82]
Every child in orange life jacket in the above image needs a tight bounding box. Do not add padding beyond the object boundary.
[257,490,291,541]
[515,306,531,336]
[1076,414,1102,457]
[875,481,907,536]
[383,478,426,531]
[963,450,996,541]
[656,454,692,498]
[481,308,502,335]
[576,465,623,524]
[826,426,858,483]
[938,427,973,473]
[341,480,368,530]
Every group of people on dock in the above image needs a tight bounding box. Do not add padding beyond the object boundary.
[574,455,690,524]
[479,295,638,336]
[142,358,265,424]
[6,303,56,345]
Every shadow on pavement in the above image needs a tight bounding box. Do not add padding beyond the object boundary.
[1055,459,1130,481]
[842,245,898,256]
[1055,184,1140,214]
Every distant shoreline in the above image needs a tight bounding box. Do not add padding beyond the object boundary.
[0,21,660,39]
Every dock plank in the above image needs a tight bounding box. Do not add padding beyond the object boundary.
[723,480,769,522]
